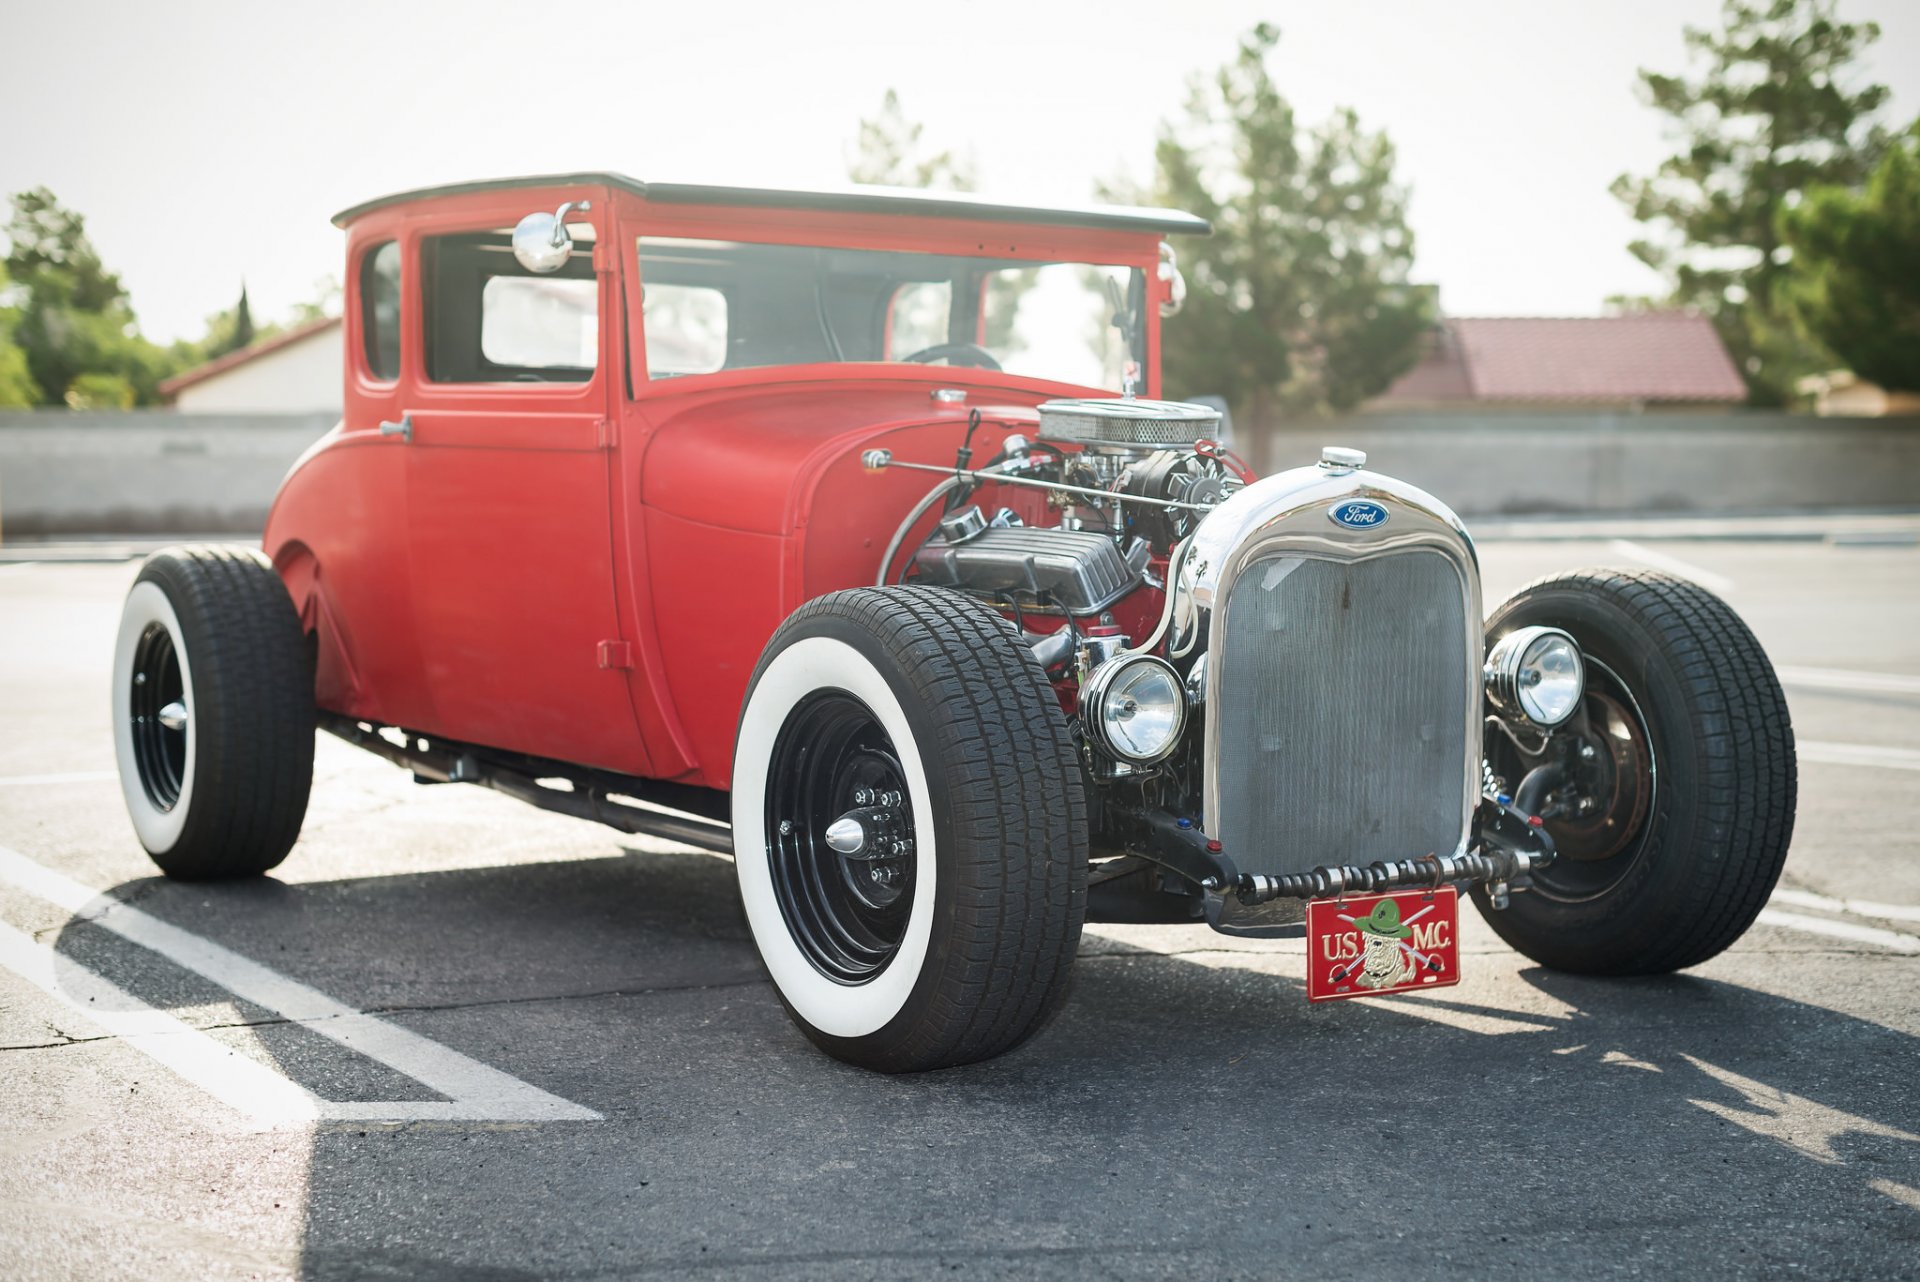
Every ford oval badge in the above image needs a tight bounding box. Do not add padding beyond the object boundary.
[1328,499,1390,530]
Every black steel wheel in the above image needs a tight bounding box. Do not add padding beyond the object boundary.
[1475,569,1796,974]
[128,621,188,811]
[765,691,917,983]
[733,586,1088,1073]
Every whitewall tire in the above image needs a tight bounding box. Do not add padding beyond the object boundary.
[732,586,1088,1073]
[111,547,315,879]
[734,635,935,1040]
[113,581,198,855]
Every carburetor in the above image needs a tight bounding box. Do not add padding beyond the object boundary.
[1033,398,1244,549]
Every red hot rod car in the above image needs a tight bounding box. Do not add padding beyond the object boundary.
[112,174,1796,1072]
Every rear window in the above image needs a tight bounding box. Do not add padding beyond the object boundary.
[360,241,401,380]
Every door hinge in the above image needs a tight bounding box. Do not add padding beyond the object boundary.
[596,640,634,670]
[592,240,613,274]
[595,419,617,449]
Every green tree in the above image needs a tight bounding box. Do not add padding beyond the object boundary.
[173,276,338,377]
[5,187,178,406]
[5,187,126,311]
[1612,0,1890,404]
[847,89,976,191]
[1129,24,1428,422]
[228,282,255,352]
[0,261,42,407]
[1780,120,1920,392]
[197,284,275,361]
[62,371,136,410]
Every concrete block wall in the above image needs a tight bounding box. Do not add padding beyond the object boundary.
[1252,411,1920,516]
[1,408,1916,537]
[0,411,335,536]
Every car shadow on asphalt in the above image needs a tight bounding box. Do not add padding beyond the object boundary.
[53,851,1920,1279]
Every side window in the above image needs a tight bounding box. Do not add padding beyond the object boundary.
[360,241,401,381]
[422,230,599,383]
[481,277,598,370]
[642,284,728,377]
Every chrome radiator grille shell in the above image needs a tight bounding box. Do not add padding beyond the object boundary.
[1190,467,1482,877]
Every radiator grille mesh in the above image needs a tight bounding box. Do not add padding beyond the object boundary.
[1212,550,1470,873]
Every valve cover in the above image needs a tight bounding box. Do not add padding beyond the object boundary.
[913,527,1142,615]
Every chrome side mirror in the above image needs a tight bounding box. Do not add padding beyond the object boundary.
[512,199,591,274]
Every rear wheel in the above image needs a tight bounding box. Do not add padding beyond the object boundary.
[112,546,315,879]
[732,586,1087,1072]
[1475,569,1796,973]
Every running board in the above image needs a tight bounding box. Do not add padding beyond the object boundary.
[319,713,735,855]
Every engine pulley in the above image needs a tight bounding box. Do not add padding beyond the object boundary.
[1120,449,1242,549]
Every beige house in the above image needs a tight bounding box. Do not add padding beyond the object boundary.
[159,317,342,414]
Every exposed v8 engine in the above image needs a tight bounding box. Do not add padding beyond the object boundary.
[902,398,1246,617]
[869,394,1566,939]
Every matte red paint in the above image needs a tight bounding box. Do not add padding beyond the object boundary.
[264,182,1184,789]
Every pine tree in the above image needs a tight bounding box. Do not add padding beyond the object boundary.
[1130,23,1428,422]
[1611,0,1890,404]
[847,90,975,191]
[231,283,255,352]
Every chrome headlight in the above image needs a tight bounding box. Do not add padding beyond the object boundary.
[1485,626,1585,727]
[1082,654,1187,764]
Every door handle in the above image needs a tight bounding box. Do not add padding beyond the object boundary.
[378,414,413,443]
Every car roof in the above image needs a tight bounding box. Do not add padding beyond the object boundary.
[331,172,1211,237]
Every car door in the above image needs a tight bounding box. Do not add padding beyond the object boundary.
[391,198,649,776]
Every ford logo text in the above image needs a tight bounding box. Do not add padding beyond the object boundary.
[1328,499,1390,529]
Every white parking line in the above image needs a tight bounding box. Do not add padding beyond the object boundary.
[1771,887,1920,926]
[0,846,600,1125]
[1605,540,1737,594]
[0,770,120,788]
[1799,741,1920,773]
[1777,666,1920,697]
[0,921,322,1121]
[1755,908,1920,954]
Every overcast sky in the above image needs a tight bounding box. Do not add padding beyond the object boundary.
[2,0,1916,344]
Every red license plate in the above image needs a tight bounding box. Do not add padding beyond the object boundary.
[1306,887,1461,1002]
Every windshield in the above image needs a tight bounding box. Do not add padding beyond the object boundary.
[638,237,1146,391]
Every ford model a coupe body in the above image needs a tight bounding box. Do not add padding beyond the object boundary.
[112,174,1797,1072]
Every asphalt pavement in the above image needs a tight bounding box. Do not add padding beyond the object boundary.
[1,528,1917,1280]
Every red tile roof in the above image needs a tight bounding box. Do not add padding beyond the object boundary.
[158,316,341,400]
[1373,313,1746,407]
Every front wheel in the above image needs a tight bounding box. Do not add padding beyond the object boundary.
[1475,569,1796,973]
[732,586,1088,1072]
